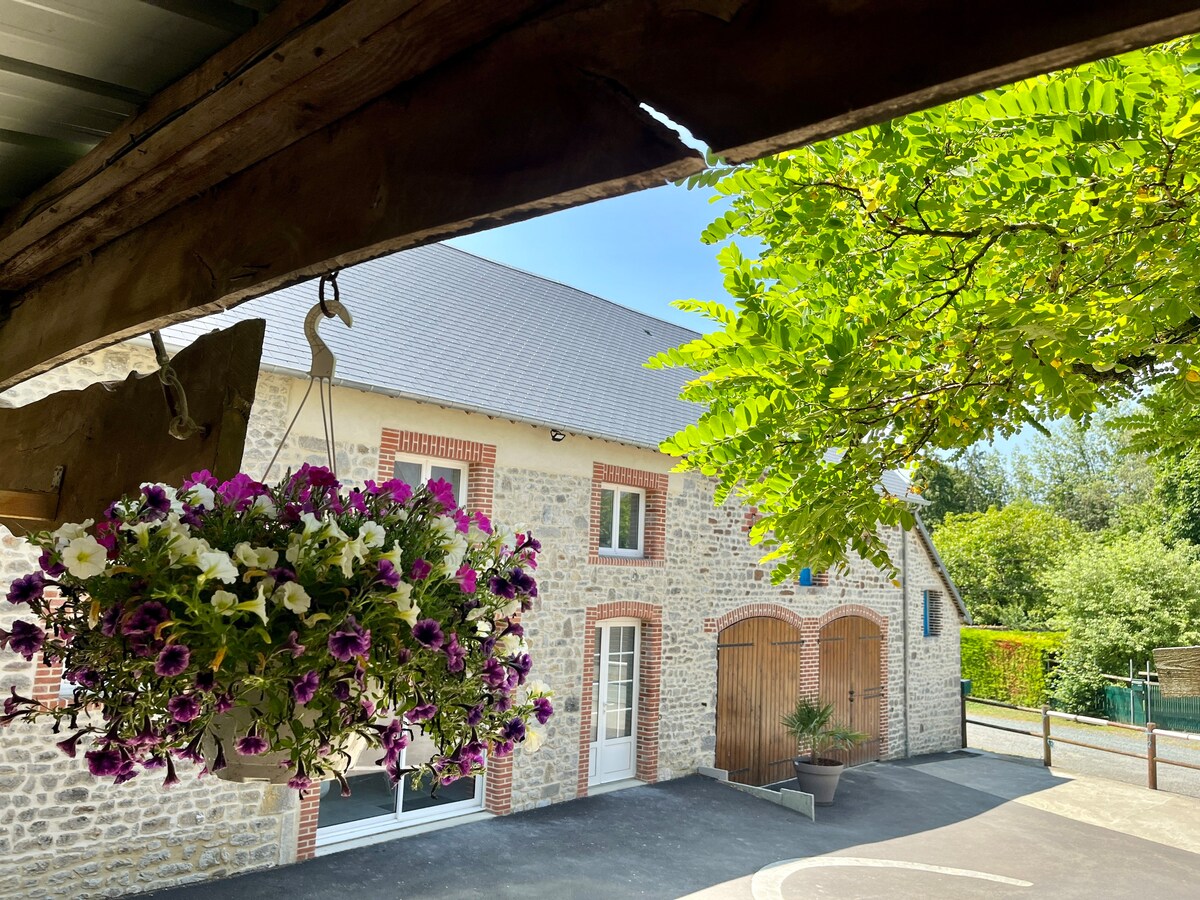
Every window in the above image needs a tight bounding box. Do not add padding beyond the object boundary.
[923,590,944,637]
[393,454,466,506]
[598,485,644,557]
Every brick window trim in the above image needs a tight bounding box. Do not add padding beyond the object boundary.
[378,428,496,517]
[589,463,668,566]
[577,602,663,797]
[705,603,890,761]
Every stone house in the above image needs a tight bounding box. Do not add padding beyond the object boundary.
[0,244,966,897]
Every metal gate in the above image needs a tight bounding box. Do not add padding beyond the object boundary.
[818,614,882,766]
[715,616,804,785]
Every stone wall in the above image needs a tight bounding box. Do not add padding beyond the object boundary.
[0,340,964,893]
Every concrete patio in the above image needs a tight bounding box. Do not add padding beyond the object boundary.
[138,751,1200,899]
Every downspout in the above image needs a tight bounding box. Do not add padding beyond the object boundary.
[901,524,910,758]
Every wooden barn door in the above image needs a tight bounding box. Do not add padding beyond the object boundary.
[715,617,804,785]
[818,615,882,766]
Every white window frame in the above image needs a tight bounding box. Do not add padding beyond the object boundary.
[598,483,645,558]
[393,453,468,506]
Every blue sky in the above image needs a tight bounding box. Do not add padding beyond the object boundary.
[447,182,728,335]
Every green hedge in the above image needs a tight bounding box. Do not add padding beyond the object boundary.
[960,628,1065,706]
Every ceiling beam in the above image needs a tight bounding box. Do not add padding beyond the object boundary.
[3,0,1200,391]
[0,0,556,291]
[0,42,702,392]
[0,53,149,106]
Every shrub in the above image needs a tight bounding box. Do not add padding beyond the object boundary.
[960,628,1065,706]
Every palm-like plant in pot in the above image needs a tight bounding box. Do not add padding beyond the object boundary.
[781,697,867,805]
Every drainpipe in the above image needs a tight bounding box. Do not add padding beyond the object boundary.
[901,524,910,758]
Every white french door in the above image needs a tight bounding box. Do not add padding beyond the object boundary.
[588,620,640,785]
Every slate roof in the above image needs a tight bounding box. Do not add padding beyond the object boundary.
[160,243,925,507]
[160,243,702,450]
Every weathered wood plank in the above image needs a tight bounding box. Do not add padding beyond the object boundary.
[0,0,555,290]
[0,49,701,391]
[0,0,332,239]
[0,319,264,532]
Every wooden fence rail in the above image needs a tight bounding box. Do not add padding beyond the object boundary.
[964,697,1200,793]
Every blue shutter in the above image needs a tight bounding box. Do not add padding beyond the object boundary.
[923,590,931,637]
[799,567,813,586]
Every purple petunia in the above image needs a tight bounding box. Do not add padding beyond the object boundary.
[38,550,65,578]
[407,703,437,722]
[509,568,537,597]
[444,633,465,673]
[466,703,485,727]
[167,694,202,723]
[269,567,297,585]
[140,484,172,521]
[4,620,45,660]
[488,575,516,600]
[474,512,493,534]
[328,617,371,662]
[235,734,269,756]
[377,559,401,589]
[380,718,409,752]
[292,670,320,705]
[7,572,44,605]
[85,747,124,777]
[510,653,533,684]
[123,601,170,636]
[481,657,507,689]
[409,558,432,581]
[533,697,554,725]
[194,670,216,692]
[183,469,219,491]
[280,631,305,658]
[55,729,88,759]
[502,717,526,743]
[454,565,477,594]
[154,644,191,677]
[378,478,413,504]
[218,473,268,510]
[453,509,471,534]
[426,478,456,511]
[411,619,444,650]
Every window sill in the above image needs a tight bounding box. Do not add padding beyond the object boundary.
[589,554,665,567]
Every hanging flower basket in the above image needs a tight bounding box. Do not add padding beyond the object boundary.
[1,465,553,792]
[1152,646,1200,698]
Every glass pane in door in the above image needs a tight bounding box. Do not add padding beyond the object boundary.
[399,727,477,815]
[316,770,396,828]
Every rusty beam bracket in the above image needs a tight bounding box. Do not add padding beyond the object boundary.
[0,464,64,522]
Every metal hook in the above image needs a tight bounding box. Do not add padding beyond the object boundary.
[304,288,352,380]
[318,271,340,318]
[149,331,207,441]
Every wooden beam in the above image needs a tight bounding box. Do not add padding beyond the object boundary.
[3,0,1200,390]
[0,0,556,291]
[0,319,264,533]
[0,46,702,391]
[0,488,60,522]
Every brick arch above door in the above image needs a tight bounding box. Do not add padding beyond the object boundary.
[704,602,806,634]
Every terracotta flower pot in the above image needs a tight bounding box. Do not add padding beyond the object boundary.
[792,757,846,806]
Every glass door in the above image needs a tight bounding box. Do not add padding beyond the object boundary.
[588,620,640,785]
[316,725,484,844]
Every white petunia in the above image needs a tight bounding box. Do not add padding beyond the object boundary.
[232,542,259,568]
[183,483,215,509]
[389,581,414,608]
[433,516,458,543]
[54,519,94,549]
[337,538,367,578]
[380,546,404,567]
[237,583,269,624]
[273,581,311,615]
[210,590,239,615]
[62,535,107,578]
[524,727,545,753]
[524,679,553,699]
[254,546,279,569]
[250,494,277,518]
[196,551,238,584]
[397,604,420,627]
[300,512,324,537]
[120,520,155,548]
[359,521,386,549]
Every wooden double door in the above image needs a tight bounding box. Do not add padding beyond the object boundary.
[715,614,881,785]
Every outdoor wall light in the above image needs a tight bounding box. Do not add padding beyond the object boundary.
[550,429,566,442]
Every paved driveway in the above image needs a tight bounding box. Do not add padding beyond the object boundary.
[139,751,1200,899]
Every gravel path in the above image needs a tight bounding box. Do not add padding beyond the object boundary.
[966,703,1200,798]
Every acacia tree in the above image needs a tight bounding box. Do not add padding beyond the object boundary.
[653,38,1200,577]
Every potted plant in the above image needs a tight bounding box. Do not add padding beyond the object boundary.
[1,464,554,794]
[781,697,866,805]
